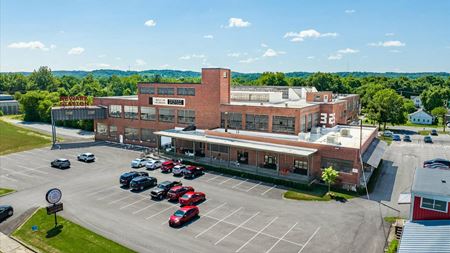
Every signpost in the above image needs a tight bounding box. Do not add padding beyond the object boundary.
[45,188,63,227]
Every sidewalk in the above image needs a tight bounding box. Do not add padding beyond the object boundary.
[0,232,34,253]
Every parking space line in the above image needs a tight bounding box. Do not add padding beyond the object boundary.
[232,179,248,189]
[87,186,115,197]
[108,194,135,205]
[246,182,262,192]
[97,190,123,200]
[119,196,148,210]
[265,222,298,253]
[1,174,18,182]
[206,174,224,182]
[218,176,236,185]
[214,211,260,245]
[235,216,278,252]
[203,202,227,216]
[16,165,48,175]
[195,207,243,238]
[298,227,320,253]
[132,202,160,214]
[145,205,177,220]
[261,185,277,196]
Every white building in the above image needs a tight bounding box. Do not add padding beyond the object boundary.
[409,109,434,125]
[410,96,422,108]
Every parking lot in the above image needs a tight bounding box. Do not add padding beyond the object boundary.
[0,141,387,253]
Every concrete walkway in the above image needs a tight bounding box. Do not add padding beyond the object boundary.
[0,232,34,253]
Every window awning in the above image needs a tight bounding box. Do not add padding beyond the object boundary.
[362,138,387,168]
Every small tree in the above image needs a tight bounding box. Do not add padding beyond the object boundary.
[431,106,448,132]
[322,166,339,194]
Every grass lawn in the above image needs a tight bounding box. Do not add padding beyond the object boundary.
[13,208,136,253]
[378,136,392,145]
[0,118,52,155]
[387,239,399,253]
[284,188,356,201]
[0,188,15,197]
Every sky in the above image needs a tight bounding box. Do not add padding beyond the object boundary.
[1,0,450,73]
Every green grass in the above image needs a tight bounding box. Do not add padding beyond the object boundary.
[13,208,136,253]
[0,188,15,197]
[384,216,400,224]
[284,189,356,201]
[387,239,399,253]
[378,136,392,145]
[0,118,52,155]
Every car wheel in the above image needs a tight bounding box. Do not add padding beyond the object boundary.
[159,195,163,200]
[58,165,62,169]
[8,210,13,216]
[140,186,144,191]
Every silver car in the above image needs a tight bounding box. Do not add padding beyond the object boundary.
[145,160,162,170]
[77,153,95,162]
[131,158,149,168]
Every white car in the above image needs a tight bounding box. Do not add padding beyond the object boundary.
[131,158,149,168]
[145,160,162,170]
[77,153,95,162]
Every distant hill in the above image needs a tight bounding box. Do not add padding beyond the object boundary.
[5,69,450,79]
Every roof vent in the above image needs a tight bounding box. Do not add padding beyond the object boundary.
[442,179,447,183]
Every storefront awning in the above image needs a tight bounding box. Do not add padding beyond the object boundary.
[362,138,387,168]
[155,129,317,157]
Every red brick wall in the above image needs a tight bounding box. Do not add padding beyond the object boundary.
[412,196,450,220]
[306,91,333,102]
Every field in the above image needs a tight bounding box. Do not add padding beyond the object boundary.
[0,119,52,155]
[13,208,136,253]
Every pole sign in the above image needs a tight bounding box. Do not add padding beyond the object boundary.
[60,96,88,107]
[47,203,64,215]
[45,188,63,226]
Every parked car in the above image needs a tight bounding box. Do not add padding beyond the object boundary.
[130,176,157,191]
[131,158,150,168]
[172,165,187,177]
[424,136,433,143]
[167,186,195,202]
[0,205,13,222]
[51,158,70,169]
[430,129,438,136]
[183,166,205,179]
[150,181,182,200]
[383,131,393,137]
[145,160,162,170]
[120,171,149,187]
[169,206,199,227]
[179,192,206,206]
[77,153,95,162]
[161,160,178,173]
[403,135,411,142]
[392,134,401,141]
[424,158,450,168]
[425,163,450,169]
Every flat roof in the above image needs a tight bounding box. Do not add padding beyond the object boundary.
[412,168,450,197]
[228,99,315,109]
[98,95,138,100]
[155,129,317,157]
[399,220,450,253]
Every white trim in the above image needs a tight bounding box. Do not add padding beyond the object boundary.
[420,197,448,213]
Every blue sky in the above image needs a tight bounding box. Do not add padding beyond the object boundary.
[1,0,449,73]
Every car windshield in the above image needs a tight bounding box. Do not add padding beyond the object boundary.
[173,210,185,217]
[181,194,190,199]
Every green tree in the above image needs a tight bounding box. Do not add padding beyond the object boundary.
[431,106,448,132]
[403,99,417,114]
[258,72,288,86]
[421,86,450,112]
[321,166,339,194]
[19,91,45,121]
[29,66,58,91]
[367,89,407,129]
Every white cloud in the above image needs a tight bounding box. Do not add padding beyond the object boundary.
[98,54,107,58]
[385,32,395,36]
[144,19,156,27]
[284,29,338,42]
[8,41,49,51]
[262,48,286,57]
[239,57,259,63]
[337,48,359,54]
[345,9,356,14]
[179,54,205,60]
[390,49,401,53]
[328,54,343,60]
[368,40,405,47]
[227,52,241,57]
[227,18,251,28]
[261,43,268,48]
[67,47,85,55]
[203,35,214,39]
[135,59,146,66]
[307,56,315,59]
[50,44,56,49]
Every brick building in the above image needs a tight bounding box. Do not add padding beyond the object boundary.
[94,68,383,188]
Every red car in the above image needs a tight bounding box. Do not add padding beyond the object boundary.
[169,206,199,227]
[161,160,177,173]
[183,166,205,179]
[167,186,194,201]
[179,192,206,206]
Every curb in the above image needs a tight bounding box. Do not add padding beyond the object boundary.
[9,207,41,253]
[0,190,16,198]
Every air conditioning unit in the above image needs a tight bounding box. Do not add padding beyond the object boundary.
[340,128,350,137]
[327,133,338,144]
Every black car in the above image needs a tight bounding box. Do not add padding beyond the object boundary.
[130,176,157,191]
[0,205,13,222]
[424,136,433,143]
[120,171,149,187]
[431,129,438,136]
[403,135,411,142]
[424,158,450,168]
[51,158,70,169]
[183,166,205,179]
[150,181,182,200]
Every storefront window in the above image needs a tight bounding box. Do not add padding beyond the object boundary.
[293,160,308,175]
[263,155,277,170]
[245,114,268,131]
[159,108,175,122]
[124,106,138,119]
[177,88,195,96]
[109,105,122,118]
[141,107,156,121]
[272,116,295,134]
[124,127,139,141]
[109,125,117,137]
[157,88,174,95]
[221,112,242,129]
[209,144,228,153]
[321,157,353,173]
[141,129,157,143]
[140,87,155,94]
[97,123,107,135]
[177,109,195,124]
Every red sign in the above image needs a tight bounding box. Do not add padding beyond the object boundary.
[60,96,88,107]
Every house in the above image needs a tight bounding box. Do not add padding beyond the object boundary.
[408,109,434,125]
[398,168,450,252]
[0,94,19,115]
[411,96,422,108]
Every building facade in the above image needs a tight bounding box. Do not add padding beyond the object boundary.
[0,94,19,115]
[408,109,434,125]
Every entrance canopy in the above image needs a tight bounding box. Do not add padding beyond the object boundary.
[362,138,387,168]
[154,129,317,157]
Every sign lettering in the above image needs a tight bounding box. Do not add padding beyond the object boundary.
[60,96,88,107]
[320,113,336,125]
[150,97,185,107]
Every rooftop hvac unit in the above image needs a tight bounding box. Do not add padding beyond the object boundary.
[298,132,307,141]
[327,134,338,144]
[340,128,350,137]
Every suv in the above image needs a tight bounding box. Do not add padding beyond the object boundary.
[183,166,204,179]
[172,165,187,177]
[130,176,157,191]
[431,129,438,136]
[161,160,177,173]
[145,160,162,170]
[131,158,150,168]
[51,158,70,169]
[77,153,95,162]
[0,205,13,222]
[150,181,182,200]
[120,171,149,187]
[424,136,433,143]
[167,186,195,202]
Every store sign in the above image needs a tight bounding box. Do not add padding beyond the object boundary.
[150,97,185,107]
[46,203,63,215]
[60,96,88,107]
[46,188,62,204]
[320,113,335,125]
